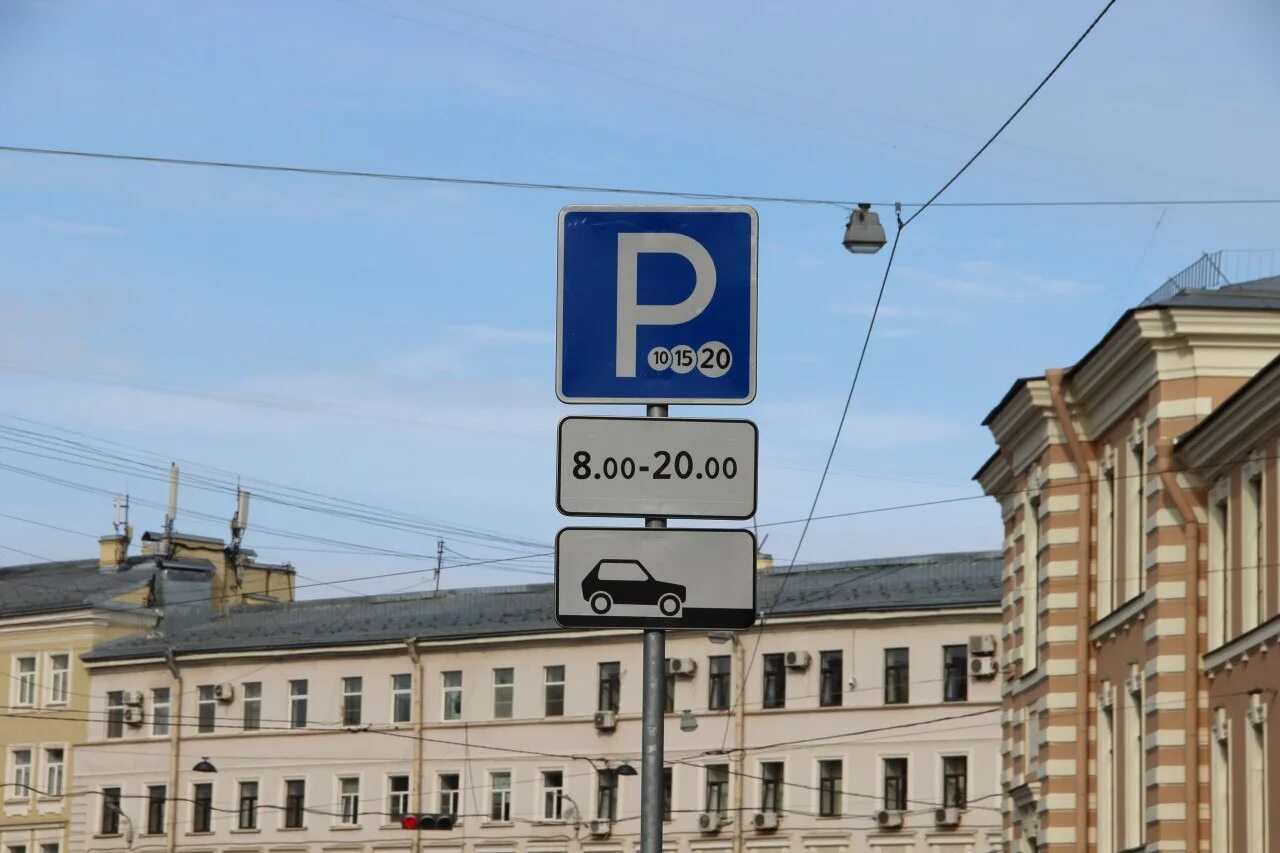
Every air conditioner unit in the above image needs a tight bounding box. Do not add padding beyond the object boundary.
[1124,674,1142,696]
[697,812,724,832]
[784,651,810,670]
[122,690,144,706]
[969,634,997,656]
[587,819,612,837]
[123,707,145,726]
[594,710,617,732]
[214,683,235,702]
[970,657,998,678]
[752,811,779,830]
[666,658,697,677]
[934,807,961,827]
[875,810,903,829]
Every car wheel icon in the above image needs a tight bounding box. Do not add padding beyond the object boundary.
[658,593,682,617]
[590,592,613,614]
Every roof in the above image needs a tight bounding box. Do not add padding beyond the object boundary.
[0,557,162,618]
[83,550,1002,661]
[984,277,1280,428]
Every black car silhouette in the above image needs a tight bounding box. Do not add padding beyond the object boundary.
[582,559,686,616]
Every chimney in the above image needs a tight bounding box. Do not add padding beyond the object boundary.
[99,533,130,570]
[755,551,774,573]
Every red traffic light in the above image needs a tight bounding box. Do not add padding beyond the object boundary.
[401,815,420,830]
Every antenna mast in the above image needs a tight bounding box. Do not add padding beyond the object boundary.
[434,539,443,594]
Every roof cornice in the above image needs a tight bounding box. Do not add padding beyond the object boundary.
[985,377,1058,475]
[1178,354,1280,474]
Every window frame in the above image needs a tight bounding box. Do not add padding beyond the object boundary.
[145,784,167,835]
[151,688,171,737]
[46,652,70,706]
[597,768,619,821]
[817,758,842,817]
[196,685,216,733]
[100,786,123,836]
[597,662,620,713]
[9,747,33,797]
[941,754,968,809]
[883,648,909,704]
[282,779,305,830]
[337,776,361,827]
[391,673,413,724]
[882,756,908,812]
[488,770,512,823]
[708,655,731,711]
[106,690,125,739]
[13,655,37,708]
[544,665,565,717]
[438,772,460,817]
[704,764,729,817]
[242,682,262,731]
[493,667,514,719]
[191,782,213,833]
[541,769,565,821]
[818,650,843,707]
[237,779,260,830]
[341,677,363,727]
[761,653,786,709]
[387,774,410,824]
[759,760,784,813]
[942,644,969,703]
[442,671,463,721]
[42,746,65,797]
[289,679,308,729]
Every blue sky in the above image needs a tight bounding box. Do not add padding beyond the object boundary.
[1,0,1278,595]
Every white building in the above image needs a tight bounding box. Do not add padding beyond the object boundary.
[71,552,1003,853]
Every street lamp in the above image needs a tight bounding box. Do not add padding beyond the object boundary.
[842,203,887,254]
[192,757,217,773]
[615,763,638,777]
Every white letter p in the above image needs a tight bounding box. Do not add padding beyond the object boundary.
[615,233,716,378]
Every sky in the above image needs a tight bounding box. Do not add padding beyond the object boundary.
[1,0,1278,597]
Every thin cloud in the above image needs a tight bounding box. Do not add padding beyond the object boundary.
[25,215,127,237]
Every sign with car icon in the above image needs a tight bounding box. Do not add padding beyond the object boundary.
[555,527,755,630]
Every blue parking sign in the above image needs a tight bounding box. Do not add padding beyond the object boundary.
[557,206,757,404]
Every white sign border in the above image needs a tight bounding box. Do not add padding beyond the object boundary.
[555,204,759,405]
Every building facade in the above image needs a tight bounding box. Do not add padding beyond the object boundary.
[976,271,1280,852]
[1,526,295,853]
[72,552,1003,853]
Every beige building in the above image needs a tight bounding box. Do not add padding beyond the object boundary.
[976,260,1280,852]
[1,523,295,853]
[71,551,1003,853]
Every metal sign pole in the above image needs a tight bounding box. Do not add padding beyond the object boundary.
[640,403,667,853]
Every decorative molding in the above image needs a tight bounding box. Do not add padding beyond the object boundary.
[1089,589,1151,643]
[1203,612,1280,672]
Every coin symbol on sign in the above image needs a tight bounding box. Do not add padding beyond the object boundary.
[671,345,696,375]
[647,346,672,372]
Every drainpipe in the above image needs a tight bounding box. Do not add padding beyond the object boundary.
[406,638,423,853]
[163,650,182,853]
[1156,439,1201,849]
[732,635,746,853]
[1045,369,1093,851]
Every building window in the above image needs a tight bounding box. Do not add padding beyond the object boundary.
[15,656,36,706]
[242,682,261,731]
[44,747,64,795]
[1243,471,1265,632]
[1098,461,1116,615]
[1098,685,1116,853]
[664,661,676,714]
[705,764,728,817]
[11,748,31,793]
[48,654,69,705]
[192,782,213,833]
[1125,438,1145,600]
[152,688,170,736]
[819,651,843,707]
[339,777,359,825]
[197,685,216,733]
[493,668,514,719]
[238,781,259,829]
[544,665,565,716]
[762,653,785,709]
[146,785,166,835]
[1209,494,1231,647]
[442,671,462,720]
[884,648,909,704]
[708,655,731,710]
[289,679,308,728]
[438,774,459,816]
[342,677,363,727]
[943,645,968,702]
[391,674,412,723]
[388,775,410,822]
[283,780,305,829]
[542,770,564,820]
[101,787,122,835]
[1211,708,1230,853]
[106,691,125,738]
[596,769,619,820]
[598,662,620,713]
[489,772,511,822]
[818,759,842,817]
[662,767,672,821]
[883,757,907,812]
[942,755,967,808]
[760,761,783,812]
[40,844,57,853]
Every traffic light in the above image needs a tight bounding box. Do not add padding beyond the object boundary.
[400,813,455,831]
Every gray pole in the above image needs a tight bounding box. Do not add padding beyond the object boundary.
[640,403,668,853]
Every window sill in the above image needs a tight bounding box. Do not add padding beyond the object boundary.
[230,828,261,834]
[93,835,122,840]
[186,832,215,837]
[278,826,306,832]
[331,824,362,831]
[483,821,514,828]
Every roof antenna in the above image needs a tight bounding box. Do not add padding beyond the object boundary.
[163,464,179,537]
[231,484,250,549]
[434,538,444,594]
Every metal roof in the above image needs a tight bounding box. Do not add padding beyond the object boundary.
[83,550,1001,662]
[0,557,162,618]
